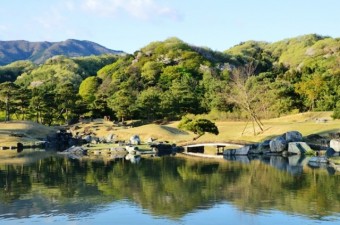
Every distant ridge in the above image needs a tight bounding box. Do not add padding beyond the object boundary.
[0,39,124,65]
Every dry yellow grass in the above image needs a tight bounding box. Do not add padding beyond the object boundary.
[1,112,339,148]
[0,120,58,146]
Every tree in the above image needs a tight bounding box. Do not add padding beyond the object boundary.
[0,82,19,121]
[136,87,162,120]
[13,87,32,120]
[55,82,80,123]
[228,63,264,135]
[79,76,102,103]
[108,89,136,122]
[178,117,219,140]
[295,74,326,111]
[29,87,57,125]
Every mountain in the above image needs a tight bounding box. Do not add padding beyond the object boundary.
[0,39,124,65]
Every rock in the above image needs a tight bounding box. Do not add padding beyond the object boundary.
[224,145,250,156]
[91,137,99,144]
[251,140,270,154]
[129,135,141,145]
[330,139,340,152]
[269,136,287,152]
[288,142,312,155]
[82,135,92,143]
[285,131,303,142]
[106,133,115,143]
[325,148,336,157]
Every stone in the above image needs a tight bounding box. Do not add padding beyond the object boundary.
[285,131,303,142]
[106,133,115,142]
[325,148,336,157]
[82,135,92,143]
[269,136,287,152]
[252,140,270,154]
[330,139,340,152]
[129,135,141,145]
[288,142,312,155]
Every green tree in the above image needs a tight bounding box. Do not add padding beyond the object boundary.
[79,76,102,103]
[178,117,219,140]
[295,74,326,111]
[13,87,32,120]
[55,82,80,123]
[29,87,56,125]
[136,87,162,120]
[0,82,19,121]
[108,90,136,122]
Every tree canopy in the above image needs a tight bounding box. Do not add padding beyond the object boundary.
[0,34,339,124]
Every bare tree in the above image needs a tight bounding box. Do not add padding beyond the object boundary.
[228,63,264,135]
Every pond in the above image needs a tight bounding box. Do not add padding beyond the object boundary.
[0,150,339,225]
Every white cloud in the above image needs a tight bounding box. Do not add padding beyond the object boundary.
[81,0,181,21]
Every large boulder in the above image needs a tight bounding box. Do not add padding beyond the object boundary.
[285,131,303,142]
[288,142,312,155]
[325,148,336,157]
[330,139,340,152]
[251,140,270,154]
[269,136,287,152]
[129,135,141,145]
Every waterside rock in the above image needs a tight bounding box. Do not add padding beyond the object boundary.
[269,136,287,152]
[330,139,340,152]
[285,131,303,142]
[288,142,312,155]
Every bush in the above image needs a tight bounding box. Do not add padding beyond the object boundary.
[331,103,340,119]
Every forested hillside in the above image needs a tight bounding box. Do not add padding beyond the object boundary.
[0,34,339,125]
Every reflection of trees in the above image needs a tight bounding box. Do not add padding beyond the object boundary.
[0,155,340,220]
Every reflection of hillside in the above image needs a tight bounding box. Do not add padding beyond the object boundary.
[0,155,340,220]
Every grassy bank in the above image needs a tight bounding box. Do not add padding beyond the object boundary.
[0,112,339,148]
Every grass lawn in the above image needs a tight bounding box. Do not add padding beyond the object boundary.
[1,112,339,149]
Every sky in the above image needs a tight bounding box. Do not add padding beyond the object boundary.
[0,0,339,53]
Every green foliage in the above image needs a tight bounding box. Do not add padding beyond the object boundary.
[178,117,219,139]
[79,76,102,102]
[0,34,339,123]
[332,102,340,119]
[0,60,35,83]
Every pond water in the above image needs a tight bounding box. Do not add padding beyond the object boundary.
[0,150,339,225]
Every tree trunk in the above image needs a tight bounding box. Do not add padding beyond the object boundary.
[5,95,10,121]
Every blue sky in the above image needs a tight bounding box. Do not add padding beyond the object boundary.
[1,0,339,53]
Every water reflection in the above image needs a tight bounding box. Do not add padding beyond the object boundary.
[223,154,337,176]
[0,150,340,224]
